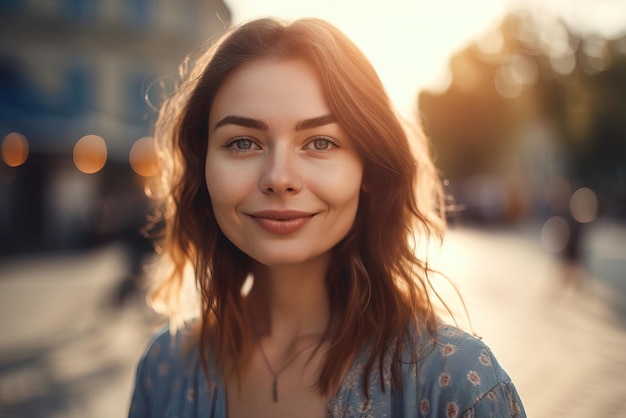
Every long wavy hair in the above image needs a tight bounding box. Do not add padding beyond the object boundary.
[147,17,447,396]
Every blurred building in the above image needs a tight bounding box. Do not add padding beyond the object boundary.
[0,0,231,254]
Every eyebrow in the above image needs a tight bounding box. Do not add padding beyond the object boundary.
[213,115,269,131]
[295,114,337,131]
[213,114,337,132]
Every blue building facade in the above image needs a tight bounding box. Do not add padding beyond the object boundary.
[0,0,231,254]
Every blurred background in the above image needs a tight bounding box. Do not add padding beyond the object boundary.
[0,0,624,417]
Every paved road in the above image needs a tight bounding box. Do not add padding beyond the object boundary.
[0,221,624,417]
[0,245,158,418]
[434,221,626,418]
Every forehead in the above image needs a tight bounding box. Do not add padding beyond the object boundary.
[209,57,330,125]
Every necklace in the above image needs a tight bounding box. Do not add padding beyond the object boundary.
[257,339,320,403]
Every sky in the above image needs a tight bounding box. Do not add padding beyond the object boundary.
[224,0,626,118]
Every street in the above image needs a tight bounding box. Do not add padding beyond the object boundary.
[435,221,626,418]
[0,221,625,417]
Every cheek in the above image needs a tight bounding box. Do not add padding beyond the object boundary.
[205,158,239,218]
[342,164,365,225]
[205,156,258,237]
[205,175,240,244]
[340,158,364,197]
[205,151,245,197]
[315,160,363,211]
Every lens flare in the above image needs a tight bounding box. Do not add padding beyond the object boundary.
[73,134,107,174]
[570,187,598,223]
[1,132,29,167]
[129,136,159,177]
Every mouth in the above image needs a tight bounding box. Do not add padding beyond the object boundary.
[248,210,316,234]
[249,210,316,220]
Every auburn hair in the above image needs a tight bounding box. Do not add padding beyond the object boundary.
[147,17,447,397]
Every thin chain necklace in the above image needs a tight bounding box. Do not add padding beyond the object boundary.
[257,339,320,403]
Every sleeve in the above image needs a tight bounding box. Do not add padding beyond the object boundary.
[128,329,173,418]
[128,349,151,418]
[404,325,527,418]
[462,379,526,418]
[453,342,526,418]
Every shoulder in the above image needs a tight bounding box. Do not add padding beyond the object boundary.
[328,324,525,418]
[129,328,182,413]
[417,324,509,385]
[129,326,215,417]
[400,324,526,417]
[137,326,192,372]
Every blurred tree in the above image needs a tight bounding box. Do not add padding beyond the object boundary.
[583,45,626,214]
[419,9,626,221]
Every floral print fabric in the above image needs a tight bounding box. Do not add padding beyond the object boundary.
[129,324,526,417]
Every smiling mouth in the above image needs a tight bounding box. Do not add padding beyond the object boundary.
[249,211,315,235]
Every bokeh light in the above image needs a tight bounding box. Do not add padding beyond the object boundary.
[570,187,598,224]
[475,29,505,59]
[508,54,538,86]
[581,36,609,74]
[495,66,523,98]
[73,134,107,174]
[129,136,159,177]
[550,53,576,76]
[493,53,539,99]
[1,132,29,167]
[542,215,570,253]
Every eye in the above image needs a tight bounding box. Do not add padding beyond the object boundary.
[305,136,340,151]
[224,137,261,152]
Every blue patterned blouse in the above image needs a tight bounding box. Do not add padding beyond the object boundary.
[129,324,526,417]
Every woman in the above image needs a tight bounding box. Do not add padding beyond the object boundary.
[129,17,526,417]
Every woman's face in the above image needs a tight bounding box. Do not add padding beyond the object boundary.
[206,57,363,267]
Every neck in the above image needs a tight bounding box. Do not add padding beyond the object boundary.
[247,253,331,343]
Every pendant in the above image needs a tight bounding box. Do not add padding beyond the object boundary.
[272,378,278,403]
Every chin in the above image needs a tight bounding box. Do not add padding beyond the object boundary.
[252,255,313,268]
[247,249,329,269]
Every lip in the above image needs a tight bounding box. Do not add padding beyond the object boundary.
[248,210,316,235]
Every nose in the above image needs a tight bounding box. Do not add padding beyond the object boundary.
[259,147,302,195]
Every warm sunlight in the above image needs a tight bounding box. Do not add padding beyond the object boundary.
[227,0,512,117]
[225,0,626,117]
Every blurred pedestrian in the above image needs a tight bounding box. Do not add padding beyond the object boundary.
[128,17,525,417]
[544,176,589,288]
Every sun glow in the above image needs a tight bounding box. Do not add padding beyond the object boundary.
[225,0,626,117]
[226,0,513,117]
